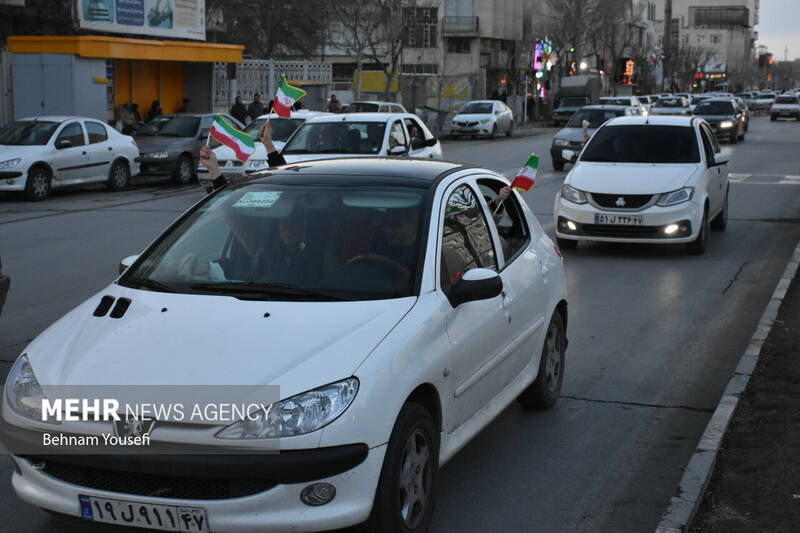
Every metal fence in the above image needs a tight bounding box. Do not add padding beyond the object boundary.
[213,60,332,109]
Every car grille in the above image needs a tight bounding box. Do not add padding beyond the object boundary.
[580,224,664,238]
[42,460,277,500]
[567,141,584,149]
[455,121,479,127]
[590,193,653,209]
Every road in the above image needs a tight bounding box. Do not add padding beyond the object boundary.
[0,117,799,532]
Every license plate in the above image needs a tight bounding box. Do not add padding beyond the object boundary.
[80,495,208,532]
[594,213,644,225]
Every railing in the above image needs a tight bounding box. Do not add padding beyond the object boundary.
[442,16,479,35]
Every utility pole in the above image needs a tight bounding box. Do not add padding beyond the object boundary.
[663,0,672,92]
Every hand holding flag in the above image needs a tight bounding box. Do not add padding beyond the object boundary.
[209,115,256,163]
[273,76,307,119]
[494,154,538,215]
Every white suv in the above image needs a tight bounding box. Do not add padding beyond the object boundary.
[554,116,730,254]
[770,94,800,121]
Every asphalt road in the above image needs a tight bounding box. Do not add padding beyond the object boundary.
[0,117,798,533]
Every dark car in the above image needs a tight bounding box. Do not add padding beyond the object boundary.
[0,256,9,316]
[692,98,746,143]
[552,96,592,126]
[550,105,634,170]
[135,113,243,184]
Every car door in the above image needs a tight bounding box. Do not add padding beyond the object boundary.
[439,181,513,431]
[404,117,432,158]
[699,123,724,214]
[51,121,90,183]
[82,121,113,181]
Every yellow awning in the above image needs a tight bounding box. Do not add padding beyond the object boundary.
[8,35,243,63]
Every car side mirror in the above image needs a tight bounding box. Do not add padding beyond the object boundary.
[562,149,576,161]
[713,152,731,166]
[119,254,139,275]
[56,139,72,149]
[448,268,503,307]
[424,137,438,147]
[388,145,408,155]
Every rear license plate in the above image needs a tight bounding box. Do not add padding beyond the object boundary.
[79,495,208,532]
[594,213,644,225]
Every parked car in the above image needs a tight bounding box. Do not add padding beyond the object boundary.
[0,256,8,315]
[136,113,244,184]
[343,101,407,113]
[649,96,691,115]
[282,113,442,163]
[1,157,568,533]
[598,96,646,115]
[692,98,746,143]
[550,105,636,171]
[450,100,514,138]
[554,115,730,254]
[200,110,331,178]
[770,94,800,121]
[0,116,140,201]
[552,96,592,126]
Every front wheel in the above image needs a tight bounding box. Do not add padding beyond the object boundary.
[687,208,709,255]
[108,160,130,191]
[770,115,777,121]
[556,236,578,250]
[711,190,728,231]
[359,402,438,533]
[553,160,565,171]
[729,131,738,144]
[24,166,52,201]
[489,124,497,139]
[172,155,194,185]
[518,311,566,410]
[506,122,513,137]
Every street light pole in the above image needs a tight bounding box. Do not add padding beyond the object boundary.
[663,0,672,92]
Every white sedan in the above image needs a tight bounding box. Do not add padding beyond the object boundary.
[281,112,443,163]
[0,116,140,201]
[554,115,730,254]
[1,158,567,533]
[450,100,514,138]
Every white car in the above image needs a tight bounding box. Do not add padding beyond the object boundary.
[450,100,514,138]
[1,158,568,533]
[0,116,140,201]
[770,94,800,121]
[598,96,646,115]
[203,110,331,177]
[649,96,691,115]
[554,116,730,254]
[281,112,443,163]
[343,101,407,113]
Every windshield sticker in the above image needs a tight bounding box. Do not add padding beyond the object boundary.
[234,191,283,209]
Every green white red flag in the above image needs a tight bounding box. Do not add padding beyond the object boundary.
[273,76,307,118]
[511,154,539,191]
[209,115,256,162]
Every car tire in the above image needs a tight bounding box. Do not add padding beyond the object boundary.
[172,154,194,185]
[553,160,565,171]
[517,311,566,410]
[24,165,52,201]
[358,402,438,533]
[108,160,130,191]
[729,131,738,144]
[711,189,728,232]
[556,236,578,250]
[506,122,513,137]
[490,124,497,139]
[770,114,777,121]
[687,207,709,255]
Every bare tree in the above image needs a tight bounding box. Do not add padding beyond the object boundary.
[587,0,647,94]
[327,0,380,100]
[672,45,716,90]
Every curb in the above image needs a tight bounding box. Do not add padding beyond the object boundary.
[654,240,800,533]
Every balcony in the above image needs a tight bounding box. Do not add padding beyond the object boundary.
[442,16,479,35]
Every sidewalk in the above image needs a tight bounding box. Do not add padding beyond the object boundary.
[690,267,800,530]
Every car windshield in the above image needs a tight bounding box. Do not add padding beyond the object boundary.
[120,184,427,300]
[560,97,589,107]
[600,98,632,106]
[735,93,752,98]
[692,96,709,104]
[0,121,59,146]
[459,102,493,114]
[656,97,683,107]
[282,122,386,154]
[138,116,200,137]
[581,125,700,164]
[245,118,303,142]
[775,96,799,104]
[343,102,380,113]
[756,93,774,98]
[693,101,735,115]
[566,109,624,128]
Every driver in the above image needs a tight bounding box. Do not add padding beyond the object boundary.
[370,207,420,276]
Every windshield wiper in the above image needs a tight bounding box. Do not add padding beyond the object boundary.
[190,282,351,301]
[121,277,176,293]
[282,149,312,154]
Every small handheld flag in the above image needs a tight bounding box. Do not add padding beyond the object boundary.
[273,76,307,119]
[494,154,538,215]
[209,115,256,163]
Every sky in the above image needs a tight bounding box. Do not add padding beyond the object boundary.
[757,0,800,61]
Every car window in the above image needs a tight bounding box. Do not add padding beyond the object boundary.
[283,121,387,154]
[404,118,427,148]
[440,184,498,289]
[388,121,407,149]
[478,179,529,264]
[244,118,303,142]
[699,125,716,164]
[391,105,405,113]
[581,125,700,164]
[694,101,735,115]
[139,116,200,137]
[460,102,494,114]
[703,123,721,153]
[776,96,799,104]
[85,122,109,144]
[0,121,60,146]
[566,109,623,128]
[56,122,85,147]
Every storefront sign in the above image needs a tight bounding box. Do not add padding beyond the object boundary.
[77,0,206,41]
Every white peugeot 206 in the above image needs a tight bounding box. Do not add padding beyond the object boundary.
[2,158,567,533]
[554,115,730,254]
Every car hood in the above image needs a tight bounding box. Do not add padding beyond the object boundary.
[0,145,44,160]
[553,127,595,142]
[134,135,194,152]
[214,141,286,164]
[568,162,699,194]
[25,286,416,397]
[452,113,493,122]
[693,114,734,123]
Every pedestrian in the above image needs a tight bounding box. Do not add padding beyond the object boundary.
[500,90,507,103]
[267,99,274,113]
[491,90,500,100]
[147,100,162,121]
[248,93,265,121]
[178,98,191,112]
[130,103,143,126]
[328,94,342,113]
[230,96,247,124]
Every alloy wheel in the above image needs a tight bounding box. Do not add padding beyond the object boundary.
[398,428,432,529]
[544,322,562,393]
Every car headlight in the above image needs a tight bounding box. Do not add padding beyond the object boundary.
[0,158,21,170]
[657,187,694,207]
[561,184,587,204]
[215,378,359,439]
[719,120,734,129]
[147,151,170,159]
[553,139,570,147]
[480,118,492,124]
[4,355,57,424]
[247,159,268,169]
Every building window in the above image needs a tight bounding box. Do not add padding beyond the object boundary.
[697,34,705,44]
[401,64,439,74]
[446,37,471,53]
[404,7,438,48]
[710,34,721,44]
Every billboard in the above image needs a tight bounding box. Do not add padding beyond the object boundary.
[77,0,206,41]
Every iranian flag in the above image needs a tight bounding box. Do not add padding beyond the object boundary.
[511,154,539,191]
[209,116,256,162]
[273,76,307,118]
